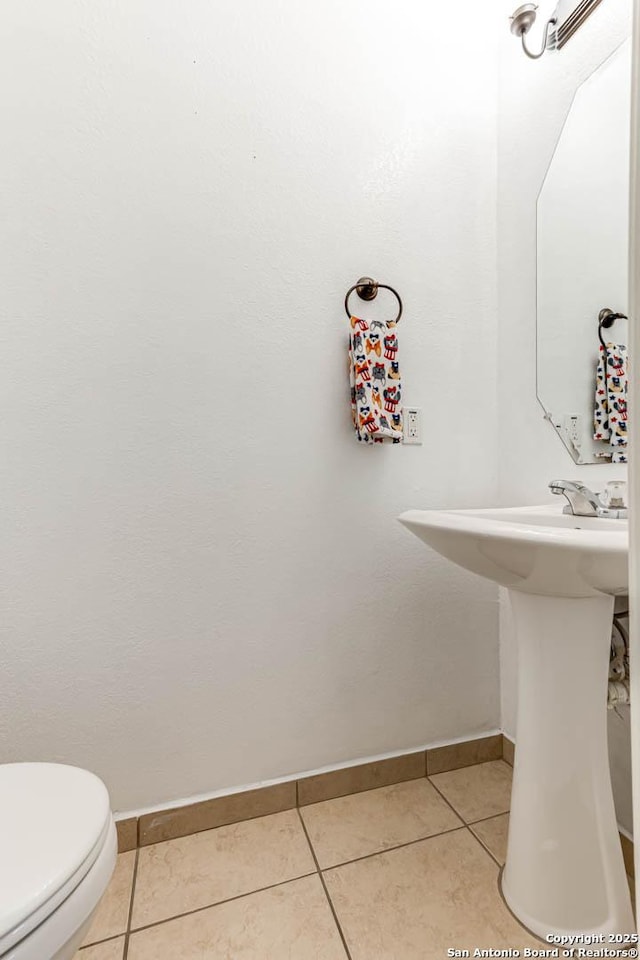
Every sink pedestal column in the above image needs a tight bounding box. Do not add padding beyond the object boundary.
[502,591,634,938]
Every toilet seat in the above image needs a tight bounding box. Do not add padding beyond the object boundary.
[0,764,113,957]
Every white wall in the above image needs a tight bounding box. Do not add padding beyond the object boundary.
[498,0,633,831]
[0,0,502,813]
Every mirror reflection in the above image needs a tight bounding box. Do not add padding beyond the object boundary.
[537,39,631,464]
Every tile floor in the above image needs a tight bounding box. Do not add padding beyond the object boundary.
[73,760,557,958]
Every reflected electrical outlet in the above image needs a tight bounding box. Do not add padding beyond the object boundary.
[549,412,589,464]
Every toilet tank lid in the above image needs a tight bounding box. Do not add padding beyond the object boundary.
[0,763,112,940]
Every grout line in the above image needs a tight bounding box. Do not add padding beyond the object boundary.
[466,824,503,869]
[427,771,512,830]
[296,809,354,960]
[427,776,472,825]
[320,825,468,873]
[126,872,318,937]
[122,847,140,959]
[80,933,125,951]
[465,820,546,945]
[467,809,510,828]
[425,761,512,829]
[82,849,140,954]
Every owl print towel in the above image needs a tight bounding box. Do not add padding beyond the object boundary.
[594,341,628,463]
[349,316,402,444]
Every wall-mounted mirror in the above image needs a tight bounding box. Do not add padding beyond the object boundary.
[537,39,631,464]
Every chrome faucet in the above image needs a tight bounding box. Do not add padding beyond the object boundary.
[549,480,627,519]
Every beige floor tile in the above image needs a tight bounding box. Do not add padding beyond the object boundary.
[76,936,125,959]
[128,875,347,960]
[82,852,136,946]
[131,809,316,929]
[471,813,510,865]
[430,760,512,822]
[301,779,462,869]
[324,828,538,959]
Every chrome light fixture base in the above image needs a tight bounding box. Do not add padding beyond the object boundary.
[509,3,557,60]
[510,3,538,37]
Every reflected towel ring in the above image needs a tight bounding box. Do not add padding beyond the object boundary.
[345,277,403,324]
[598,308,627,350]
[597,308,628,427]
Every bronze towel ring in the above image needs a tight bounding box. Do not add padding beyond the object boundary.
[598,307,627,350]
[344,277,403,324]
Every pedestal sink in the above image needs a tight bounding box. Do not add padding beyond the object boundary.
[399,504,633,938]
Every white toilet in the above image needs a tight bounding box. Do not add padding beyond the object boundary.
[0,764,117,960]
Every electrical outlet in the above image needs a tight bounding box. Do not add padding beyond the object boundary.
[403,407,423,445]
[563,413,582,449]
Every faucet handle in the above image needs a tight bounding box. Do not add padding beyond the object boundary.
[603,481,627,510]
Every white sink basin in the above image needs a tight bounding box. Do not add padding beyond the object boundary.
[399,502,633,938]
[399,504,628,598]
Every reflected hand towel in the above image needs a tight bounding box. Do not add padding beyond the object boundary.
[594,342,628,463]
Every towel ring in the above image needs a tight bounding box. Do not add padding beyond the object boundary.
[344,277,403,324]
[598,307,627,349]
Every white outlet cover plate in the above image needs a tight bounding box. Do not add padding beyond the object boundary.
[403,407,423,445]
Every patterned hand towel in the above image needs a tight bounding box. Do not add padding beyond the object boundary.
[594,342,628,463]
[349,316,402,444]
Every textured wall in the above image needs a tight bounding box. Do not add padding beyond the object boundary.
[0,0,501,812]
[497,0,633,832]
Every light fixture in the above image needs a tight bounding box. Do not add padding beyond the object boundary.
[510,1,606,60]
[509,3,557,60]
